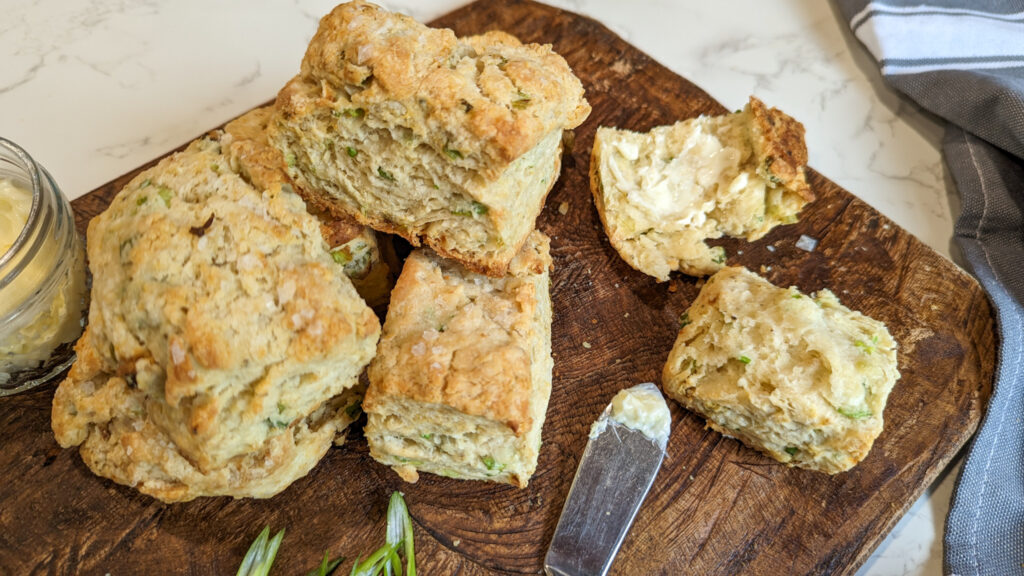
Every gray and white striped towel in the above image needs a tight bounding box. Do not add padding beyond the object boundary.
[835,2,1024,575]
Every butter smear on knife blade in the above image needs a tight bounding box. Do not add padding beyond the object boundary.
[545,382,671,576]
[590,383,671,443]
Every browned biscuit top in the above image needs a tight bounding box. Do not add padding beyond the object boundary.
[365,231,551,435]
[748,95,814,202]
[278,0,589,176]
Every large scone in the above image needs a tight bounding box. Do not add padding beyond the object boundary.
[591,96,814,280]
[661,267,900,474]
[51,136,381,502]
[223,106,392,307]
[363,231,553,487]
[269,0,590,277]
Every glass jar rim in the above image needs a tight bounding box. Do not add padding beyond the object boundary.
[0,137,44,271]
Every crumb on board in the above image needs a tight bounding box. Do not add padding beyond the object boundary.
[795,234,819,252]
[558,201,569,215]
[766,245,776,253]
[582,341,592,349]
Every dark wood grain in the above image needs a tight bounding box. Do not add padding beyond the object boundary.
[0,1,995,574]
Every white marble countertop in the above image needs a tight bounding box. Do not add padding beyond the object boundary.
[0,0,961,573]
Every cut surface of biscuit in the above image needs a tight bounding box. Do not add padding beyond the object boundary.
[51,136,381,502]
[661,267,899,474]
[269,1,589,276]
[223,106,393,307]
[364,231,553,487]
[591,96,813,280]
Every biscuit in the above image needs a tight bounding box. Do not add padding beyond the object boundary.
[363,231,553,487]
[661,267,900,474]
[591,96,813,280]
[223,106,392,307]
[269,1,589,276]
[51,135,380,502]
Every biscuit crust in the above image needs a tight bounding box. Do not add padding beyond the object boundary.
[51,136,380,501]
[270,1,588,276]
[748,96,813,202]
[364,231,553,487]
[290,1,589,172]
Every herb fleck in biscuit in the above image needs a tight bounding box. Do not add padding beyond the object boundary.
[51,136,380,502]
[269,0,590,277]
[364,231,553,487]
[662,267,899,474]
[591,97,813,280]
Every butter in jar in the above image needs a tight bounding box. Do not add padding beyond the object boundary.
[0,137,87,395]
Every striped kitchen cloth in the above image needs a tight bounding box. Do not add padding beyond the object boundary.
[834,2,1024,575]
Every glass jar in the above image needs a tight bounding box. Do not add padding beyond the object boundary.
[0,137,87,395]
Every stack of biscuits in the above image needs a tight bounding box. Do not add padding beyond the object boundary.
[52,0,589,500]
[267,0,589,487]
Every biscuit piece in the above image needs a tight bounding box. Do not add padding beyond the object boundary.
[363,231,553,487]
[661,267,899,474]
[269,1,590,277]
[51,136,381,502]
[591,96,813,280]
[223,106,392,307]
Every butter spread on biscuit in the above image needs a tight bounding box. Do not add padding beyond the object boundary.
[607,120,751,233]
[591,96,813,280]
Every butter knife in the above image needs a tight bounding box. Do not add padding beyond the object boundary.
[545,382,671,576]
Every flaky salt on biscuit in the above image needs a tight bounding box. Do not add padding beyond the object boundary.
[363,231,553,487]
[51,136,380,502]
[662,267,899,474]
[591,97,813,280]
[269,0,589,277]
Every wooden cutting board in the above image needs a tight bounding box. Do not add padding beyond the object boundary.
[0,1,995,574]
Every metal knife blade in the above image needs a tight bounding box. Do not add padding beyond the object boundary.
[544,383,670,576]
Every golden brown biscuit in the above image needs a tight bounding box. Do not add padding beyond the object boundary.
[269,1,589,276]
[363,231,553,487]
[51,136,380,502]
